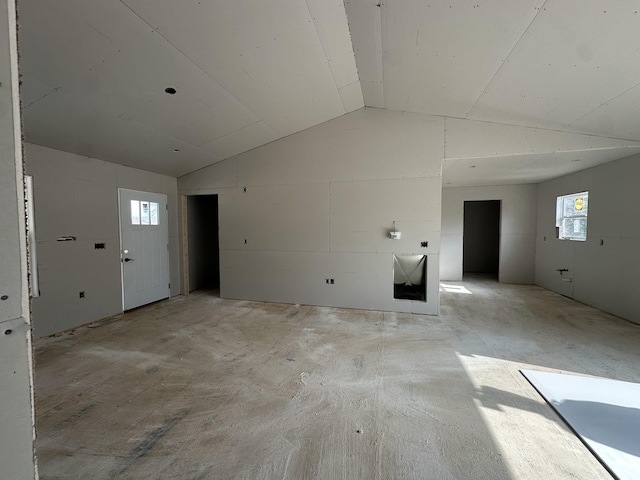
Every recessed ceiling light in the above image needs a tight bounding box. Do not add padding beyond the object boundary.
[173,148,181,153]
[165,87,177,94]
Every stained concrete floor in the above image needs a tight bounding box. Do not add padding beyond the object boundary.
[34,277,640,479]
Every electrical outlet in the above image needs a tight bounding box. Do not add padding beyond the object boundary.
[79,291,85,299]
[95,242,105,249]
[420,241,428,248]
[330,279,334,285]
[325,279,329,284]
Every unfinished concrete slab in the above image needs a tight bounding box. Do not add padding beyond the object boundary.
[34,277,640,479]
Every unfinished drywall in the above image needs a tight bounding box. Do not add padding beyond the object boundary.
[187,195,220,291]
[441,185,537,283]
[25,144,180,337]
[536,154,640,324]
[0,0,37,476]
[179,108,442,314]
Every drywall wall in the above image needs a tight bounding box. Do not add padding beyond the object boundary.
[441,185,537,283]
[0,0,37,476]
[179,108,442,314]
[187,195,220,291]
[25,144,180,337]
[536,154,640,324]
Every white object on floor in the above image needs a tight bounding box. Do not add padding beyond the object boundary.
[521,369,640,480]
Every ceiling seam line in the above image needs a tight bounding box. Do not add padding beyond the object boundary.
[464,0,550,118]
[382,107,640,145]
[117,0,269,132]
[565,79,640,125]
[302,0,348,112]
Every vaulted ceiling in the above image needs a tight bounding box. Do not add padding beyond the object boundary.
[17,0,640,184]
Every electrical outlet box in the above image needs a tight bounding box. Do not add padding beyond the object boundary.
[95,242,105,249]
[420,241,428,248]
[79,291,85,299]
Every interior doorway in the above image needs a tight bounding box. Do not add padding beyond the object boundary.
[187,195,220,292]
[463,200,501,280]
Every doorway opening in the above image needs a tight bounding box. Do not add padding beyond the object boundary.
[463,200,501,281]
[186,195,220,293]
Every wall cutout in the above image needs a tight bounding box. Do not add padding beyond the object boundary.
[393,254,427,302]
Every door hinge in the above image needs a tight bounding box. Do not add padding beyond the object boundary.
[166,204,168,210]
[168,283,171,289]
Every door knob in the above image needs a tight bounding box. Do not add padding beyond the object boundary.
[124,257,135,262]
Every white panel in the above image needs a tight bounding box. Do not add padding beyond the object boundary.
[18,0,260,149]
[499,234,536,284]
[179,160,238,193]
[445,118,640,160]
[22,91,221,177]
[571,83,640,142]
[200,122,278,160]
[122,0,346,135]
[439,234,463,281]
[359,81,384,108]
[469,1,640,129]
[305,0,361,89]
[224,183,330,253]
[234,109,443,186]
[343,0,384,106]
[382,0,545,116]
[330,178,441,254]
[338,81,365,113]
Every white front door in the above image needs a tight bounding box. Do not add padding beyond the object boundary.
[118,188,169,310]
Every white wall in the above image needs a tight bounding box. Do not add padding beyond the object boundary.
[441,185,537,284]
[0,0,37,476]
[25,144,180,337]
[536,154,640,324]
[179,108,442,314]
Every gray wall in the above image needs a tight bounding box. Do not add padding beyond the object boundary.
[0,0,37,475]
[536,154,640,324]
[25,144,180,337]
[187,195,220,291]
[441,185,537,283]
[179,108,443,314]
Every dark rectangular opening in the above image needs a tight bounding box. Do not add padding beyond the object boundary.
[463,200,501,279]
[187,194,220,292]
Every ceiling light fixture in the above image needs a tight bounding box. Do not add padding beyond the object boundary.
[165,87,177,94]
[173,149,181,153]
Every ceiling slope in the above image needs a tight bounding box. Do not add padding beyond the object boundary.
[18,0,363,176]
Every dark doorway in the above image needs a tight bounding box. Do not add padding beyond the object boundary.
[187,195,220,292]
[463,200,500,279]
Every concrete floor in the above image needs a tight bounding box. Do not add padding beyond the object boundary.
[34,277,640,479]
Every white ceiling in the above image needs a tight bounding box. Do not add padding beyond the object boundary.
[17,0,640,183]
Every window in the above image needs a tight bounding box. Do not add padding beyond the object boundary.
[131,200,159,226]
[556,191,588,241]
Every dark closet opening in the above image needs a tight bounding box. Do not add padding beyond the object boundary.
[187,195,220,292]
[463,200,501,280]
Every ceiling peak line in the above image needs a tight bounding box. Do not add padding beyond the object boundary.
[117,0,265,129]
[464,0,550,119]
